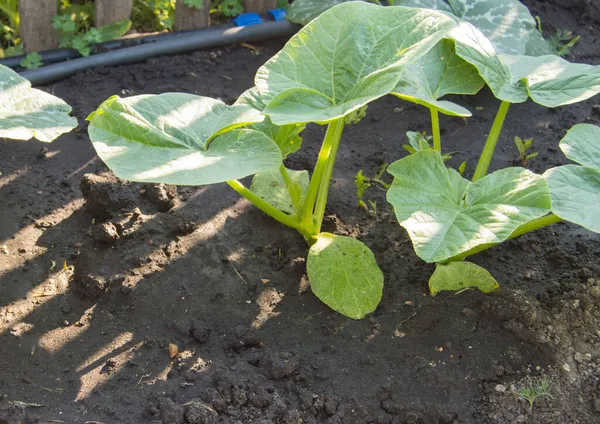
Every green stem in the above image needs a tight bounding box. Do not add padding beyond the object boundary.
[448,213,563,262]
[226,180,310,238]
[472,100,511,182]
[371,178,390,190]
[301,119,345,233]
[314,121,346,234]
[430,108,441,151]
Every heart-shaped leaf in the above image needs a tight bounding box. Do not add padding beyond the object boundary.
[429,261,499,296]
[394,0,551,56]
[544,124,600,233]
[307,233,383,319]
[391,39,484,116]
[387,150,551,263]
[0,64,77,142]
[251,168,309,215]
[448,24,600,106]
[253,2,461,125]
[87,93,282,185]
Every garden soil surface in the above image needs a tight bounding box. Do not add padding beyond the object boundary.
[2,1,600,423]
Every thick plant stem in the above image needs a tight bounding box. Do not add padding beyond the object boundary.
[314,121,346,234]
[301,119,345,233]
[226,179,310,238]
[448,213,563,262]
[472,101,511,182]
[430,108,441,151]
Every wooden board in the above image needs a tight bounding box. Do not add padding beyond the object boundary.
[242,0,277,14]
[175,0,210,31]
[95,0,133,27]
[19,0,58,52]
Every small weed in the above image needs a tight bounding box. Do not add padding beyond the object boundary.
[548,28,580,57]
[354,163,388,216]
[536,16,580,57]
[514,136,538,166]
[516,378,553,413]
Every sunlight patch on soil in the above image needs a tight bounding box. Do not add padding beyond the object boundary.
[0,165,27,190]
[252,287,284,329]
[0,268,71,335]
[0,198,84,264]
[76,332,141,400]
[38,305,96,353]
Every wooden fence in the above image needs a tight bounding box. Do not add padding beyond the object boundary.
[19,0,277,53]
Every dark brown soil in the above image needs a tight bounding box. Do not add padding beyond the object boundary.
[1,2,600,423]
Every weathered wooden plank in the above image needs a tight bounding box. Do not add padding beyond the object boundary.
[19,0,58,52]
[175,0,210,31]
[95,0,133,27]
[242,0,277,14]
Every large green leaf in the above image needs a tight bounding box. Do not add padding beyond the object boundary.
[0,64,77,142]
[387,150,551,262]
[429,261,499,296]
[394,0,551,56]
[87,93,282,185]
[286,0,357,25]
[254,2,461,125]
[307,233,383,319]
[543,124,600,233]
[391,39,484,116]
[448,25,600,106]
[250,168,309,215]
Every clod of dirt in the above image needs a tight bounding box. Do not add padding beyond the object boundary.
[74,273,108,300]
[88,222,120,244]
[73,250,117,300]
[228,326,262,351]
[190,322,211,344]
[262,352,299,381]
[80,173,137,220]
[171,220,198,236]
[247,385,272,409]
[143,183,178,212]
[184,401,219,424]
[157,397,185,424]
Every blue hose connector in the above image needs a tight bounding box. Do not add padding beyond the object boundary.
[268,9,287,21]
[233,12,262,26]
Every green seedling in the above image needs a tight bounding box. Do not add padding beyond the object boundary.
[514,136,539,166]
[354,164,388,215]
[548,29,580,57]
[536,16,580,57]
[516,378,553,413]
[384,0,600,296]
[19,52,43,70]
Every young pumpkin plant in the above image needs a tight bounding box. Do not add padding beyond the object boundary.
[87,2,470,319]
[385,2,600,295]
